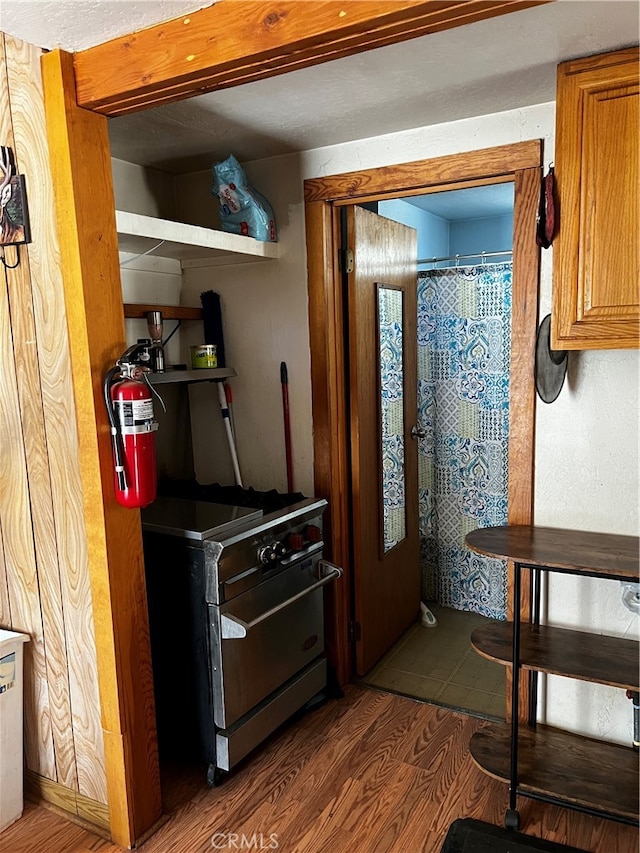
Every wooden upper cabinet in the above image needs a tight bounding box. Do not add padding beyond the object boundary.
[552,47,639,350]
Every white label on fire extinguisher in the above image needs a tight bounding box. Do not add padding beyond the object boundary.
[115,398,154,427]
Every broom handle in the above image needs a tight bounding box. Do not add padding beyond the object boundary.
[217,381,242,486]
[281,362,294,492]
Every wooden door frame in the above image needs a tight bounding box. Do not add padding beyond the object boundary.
[304,140,542,688]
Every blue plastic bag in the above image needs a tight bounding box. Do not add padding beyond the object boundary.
[211,154,277,242]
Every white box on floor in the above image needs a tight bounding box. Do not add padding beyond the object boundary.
[0,629,29,832]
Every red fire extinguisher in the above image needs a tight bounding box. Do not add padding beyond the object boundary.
[104,343,158,509]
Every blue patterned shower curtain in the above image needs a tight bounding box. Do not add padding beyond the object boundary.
[417,263,512,620]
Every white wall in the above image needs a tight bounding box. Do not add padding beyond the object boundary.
[111,158,176,219]
[113,102,639,743]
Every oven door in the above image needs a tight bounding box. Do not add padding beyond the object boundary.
[209,552,338,729]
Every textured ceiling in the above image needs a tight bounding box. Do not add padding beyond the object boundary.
[0,1,213,51]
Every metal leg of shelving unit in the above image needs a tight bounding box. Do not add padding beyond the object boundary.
[528,566,541,727]
[506,561,521,829]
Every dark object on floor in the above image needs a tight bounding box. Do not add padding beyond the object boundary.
[440,819,588,853]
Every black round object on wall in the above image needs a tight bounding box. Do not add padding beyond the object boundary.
[535,314,568,404]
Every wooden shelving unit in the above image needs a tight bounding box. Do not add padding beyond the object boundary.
[116,210,279,266]
[470,723,639,822]
[465,525,640,830]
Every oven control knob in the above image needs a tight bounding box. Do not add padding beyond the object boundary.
[274,541,287,560]
[258,544,277,565]
[305,524,322,543]
[287,532,304,552]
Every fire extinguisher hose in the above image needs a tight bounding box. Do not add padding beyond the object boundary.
[103,366,127,491]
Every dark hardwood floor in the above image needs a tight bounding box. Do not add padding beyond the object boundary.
[3,685,638,852]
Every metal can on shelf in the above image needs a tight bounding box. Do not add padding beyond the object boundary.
[191,344,217,369]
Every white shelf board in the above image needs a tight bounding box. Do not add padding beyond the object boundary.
[116,210,279,264]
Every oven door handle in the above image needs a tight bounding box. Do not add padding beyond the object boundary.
[220,561,343,639]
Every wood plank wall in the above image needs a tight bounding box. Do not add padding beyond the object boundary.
[0,32,107,818]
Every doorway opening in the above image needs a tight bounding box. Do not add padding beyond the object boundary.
[358,184,514,718]
[304,140,541,716]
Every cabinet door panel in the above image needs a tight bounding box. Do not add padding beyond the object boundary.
[553,48,639,349]
[582,85,639,319]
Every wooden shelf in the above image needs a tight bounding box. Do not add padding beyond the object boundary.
[123,303,202,321]
[465,526,639,581]
[472,623,639,691]
[147,368,236,386]
[470,723,639,822]
[116,210,279,265]
[466,524,640,828]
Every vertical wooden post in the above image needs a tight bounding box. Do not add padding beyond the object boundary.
[40,49,161,846]
[305,200,351,684]
[507,165,540,722]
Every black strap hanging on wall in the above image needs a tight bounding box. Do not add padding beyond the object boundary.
[536,165,556,249]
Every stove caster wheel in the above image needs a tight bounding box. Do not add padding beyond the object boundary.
[505,809,520,831]
[207,764,227,788]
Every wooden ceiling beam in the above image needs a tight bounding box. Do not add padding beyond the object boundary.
[74,0,552,116]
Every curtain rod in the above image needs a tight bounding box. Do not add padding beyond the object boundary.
[417,249,513,265]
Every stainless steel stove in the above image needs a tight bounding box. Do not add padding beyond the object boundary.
[141,492,340,785]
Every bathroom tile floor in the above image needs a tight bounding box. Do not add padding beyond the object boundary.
[360,603,505,719]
